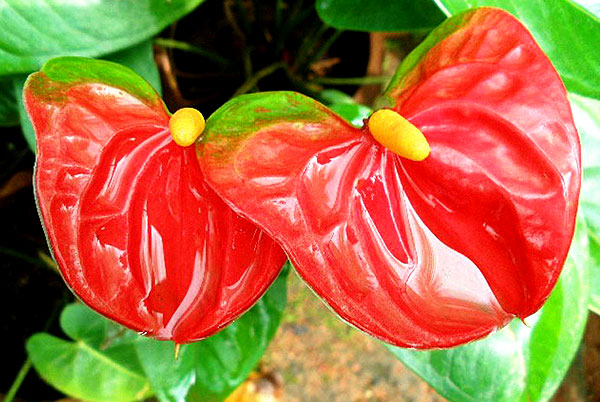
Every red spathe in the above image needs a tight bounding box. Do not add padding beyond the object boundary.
[27,78,287,343]
[198,8,581,348]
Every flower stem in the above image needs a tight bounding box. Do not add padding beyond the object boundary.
[3,358,32,402]
[311,75,392,86]
[3,295,65,402]
[154,38,230,67]
[233,62,287,96]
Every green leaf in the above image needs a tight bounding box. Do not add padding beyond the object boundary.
[104,40,163,96]
[0,0,204,75]
[59,303,141,350]
[316,0,445,31]
[571,0,600,19]
[0,77,19,126]
[434,0,600,98]
[387,219,590,402]
[135,265,289,402]
[319,89,372,127]
[26,304,152,402]
[318,89,357,105]
[569,93,600,313]
[16,39,162,151]
[328,103,372,127]
[14,75,35,151]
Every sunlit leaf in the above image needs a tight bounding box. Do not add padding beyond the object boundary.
[27,304,152,402]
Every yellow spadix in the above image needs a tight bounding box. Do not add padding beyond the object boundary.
[169,108,206,147]
[367,109,430,161]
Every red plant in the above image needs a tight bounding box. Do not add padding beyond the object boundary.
[24,7,581,349]
[24,59,286,344]
[198,8,581,347]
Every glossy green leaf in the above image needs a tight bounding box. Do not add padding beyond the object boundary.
[135,265,289,402]
[569,93,600,313]
[316,0,445,31]
[0,77,19,126]
[16,39,162,151]
[104,40,162,96]
[319,89,372,127]
[60,303,141,349]
[387,219,590,402]
[0,0,204,75]
[318,89,357,105]
[26,304,152,402]
[571,0,600,19]
[434,0,600,98]
[15,76,35,151]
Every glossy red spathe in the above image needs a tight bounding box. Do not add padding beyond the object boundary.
[25,58,287,343]
[198,8,581,348]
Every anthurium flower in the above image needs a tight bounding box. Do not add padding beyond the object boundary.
[24,57,286,344]
[198,8,581,348]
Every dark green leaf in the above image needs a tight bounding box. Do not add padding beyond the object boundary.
[16,39,162,151]
[435,0,600,98]
[135,265,289,402]
[105,40,163,96]
[316,0,445,31]
[26,304,152,402]
[0,0,204,75]
[569,93,600,313]
[14,75,34,151]
[0,77,19,126]
[387,219,590,402]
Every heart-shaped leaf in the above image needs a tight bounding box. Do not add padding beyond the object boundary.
[27,304,152,402]
[199,8,580,348]
[24,56,286,343]
[316,0,445,31]
[569,93,600,313]
[0,0,205,75]
[387,218,590,402]
[434,0,600,98]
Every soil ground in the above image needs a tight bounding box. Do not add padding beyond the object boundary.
[262,272,447,402]
[261,272,600,402]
